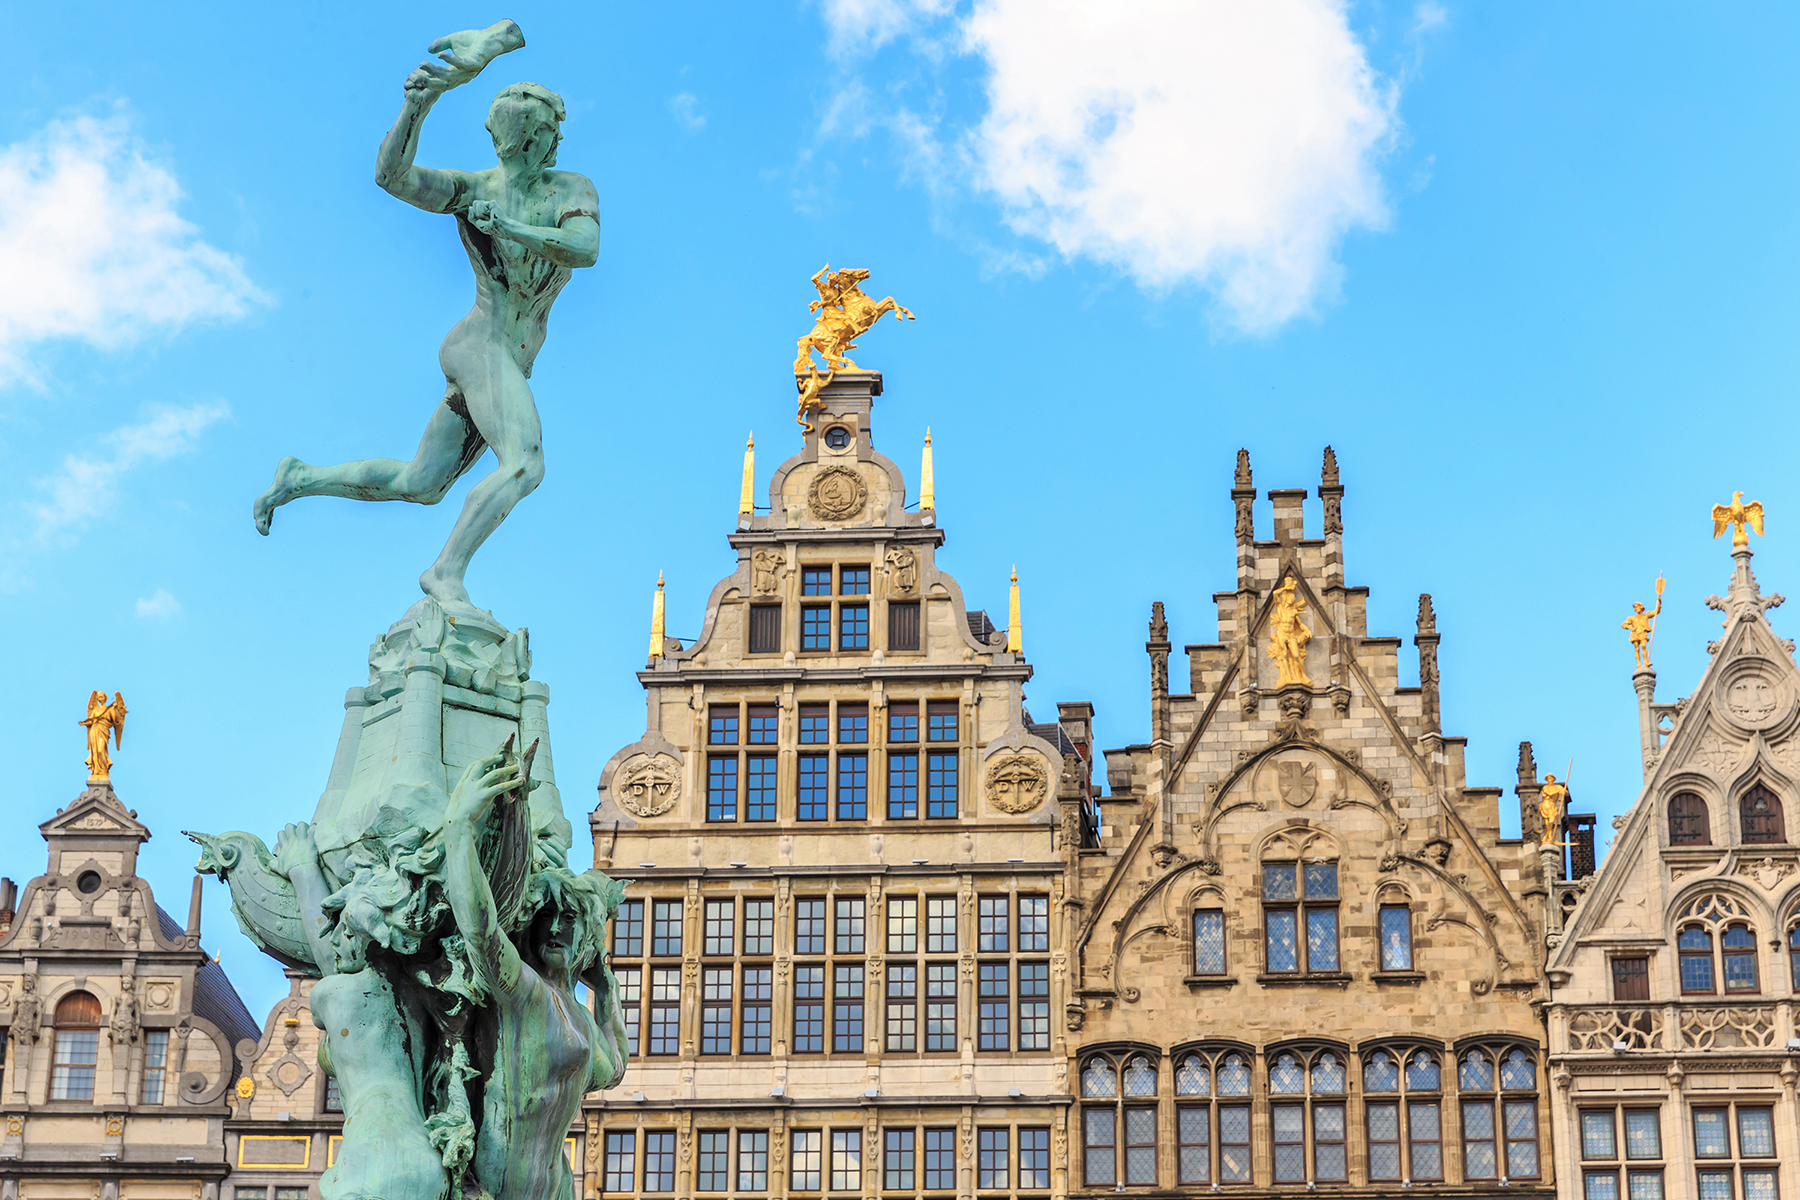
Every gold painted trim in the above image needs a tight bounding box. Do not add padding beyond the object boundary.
[238,1134,312,1170]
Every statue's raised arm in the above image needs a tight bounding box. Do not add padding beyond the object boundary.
[376,20,524,212]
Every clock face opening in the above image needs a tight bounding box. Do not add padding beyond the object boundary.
[824,426,851,449]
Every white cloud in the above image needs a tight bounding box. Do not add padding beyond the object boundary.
[816,0,1400,332]
[29,400,231,539]
[0,108,266,385]
[135,588,180,619]
[667,93,707,133]
[820,0,955,57]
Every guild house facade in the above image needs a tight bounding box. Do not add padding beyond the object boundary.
[1545,531,1800,1200]
[0,774,259,1200]
[1068,449,1556,1199]
[585,370,1098,1200]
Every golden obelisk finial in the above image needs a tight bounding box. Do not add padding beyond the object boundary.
[920,428,935,512]
[648,572,666,662]
[80,690,127,783]
[739,433,756,516]
[1007,566,1022,654]
[1711,491,1765,548]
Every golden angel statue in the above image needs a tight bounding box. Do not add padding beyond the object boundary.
[81,691,127,782]
[1267,576,1312,687]
[1539,772,1569,849]
[1711,491,1765,548]
[793,265,914,431]
[1622,574,1666,670]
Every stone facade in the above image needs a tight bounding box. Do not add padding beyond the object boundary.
[1545,542,1800,1200]
[220,975,339,1200]
[0,778,259,1200]
[1070,449,1555,1197]
[584,371,1095,1200]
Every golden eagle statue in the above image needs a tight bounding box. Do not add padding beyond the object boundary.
[1711,491,1765,548]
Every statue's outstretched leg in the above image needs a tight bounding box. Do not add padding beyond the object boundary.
[418,352,543,603]
[253,396,485,535]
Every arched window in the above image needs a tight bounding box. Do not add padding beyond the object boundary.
[1678,926,1715,993]
[50,991,102,1101]
[1365,1047,1445,1183]
[1668,793,1710,845]
[1266,1047,1349,1185]
[1457,1044,1540,1182]
[1676,895,1761,996]
[1192,908,1226,976]
[1261,859,1339,975]
[1789,924,1800,993]
[1081,1052,1156,1187]
[1740,785,1785,844]
[1721,924,1760,993]
[1172,1048,1253,1187]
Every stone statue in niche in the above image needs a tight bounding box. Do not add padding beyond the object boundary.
[1267,576,1312,687]
[885,546,918,593]
[751,549,785,594]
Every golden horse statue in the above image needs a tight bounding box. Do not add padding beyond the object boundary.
[793,265,914,431]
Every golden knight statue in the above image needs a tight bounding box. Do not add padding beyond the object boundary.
[1267,576,1313,688]
[1539,772,1569,849]
[793,264,914,432]
[81,690,127,782]
[1622,574,1665,670]
[1711,491,1765,547]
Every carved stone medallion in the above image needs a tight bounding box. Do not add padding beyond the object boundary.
[1717,659,1792,733]
[613,753,682,818]
[986,752,1049,813]
[808,466,867,521]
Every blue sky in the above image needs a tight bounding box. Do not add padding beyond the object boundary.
[4,2,1799,1017]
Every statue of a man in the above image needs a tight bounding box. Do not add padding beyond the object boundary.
[1267,576,1312,688]
[253,21,599,604]
[1539,774,1569,849]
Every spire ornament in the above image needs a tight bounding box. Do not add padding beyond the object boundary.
[80,691,127,783]
[739,434,755,516]
[1711,492,1765,548]
[1007,567,1022,654]
[648,572,666,662]
[920,428,935,513]
[1622,575,1665,669]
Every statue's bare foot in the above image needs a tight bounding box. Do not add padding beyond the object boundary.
[253,457,306,536]
[420,564,471,605]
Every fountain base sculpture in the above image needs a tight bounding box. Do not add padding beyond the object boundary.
[192,598,627,1200]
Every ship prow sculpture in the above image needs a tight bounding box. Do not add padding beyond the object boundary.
[195,23,628,1200]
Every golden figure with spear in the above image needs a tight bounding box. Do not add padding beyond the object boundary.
[1622,574,1666,670]
[1540,761,1572,849]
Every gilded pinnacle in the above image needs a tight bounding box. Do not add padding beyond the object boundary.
[648,572,666,662]
[739,433,756,516]
[920,427,935,512]
[1007,566,1022,654]
[1711,491,1765,548]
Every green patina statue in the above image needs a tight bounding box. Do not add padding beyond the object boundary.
[194,22,629,1200]
[252,17,600,606]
